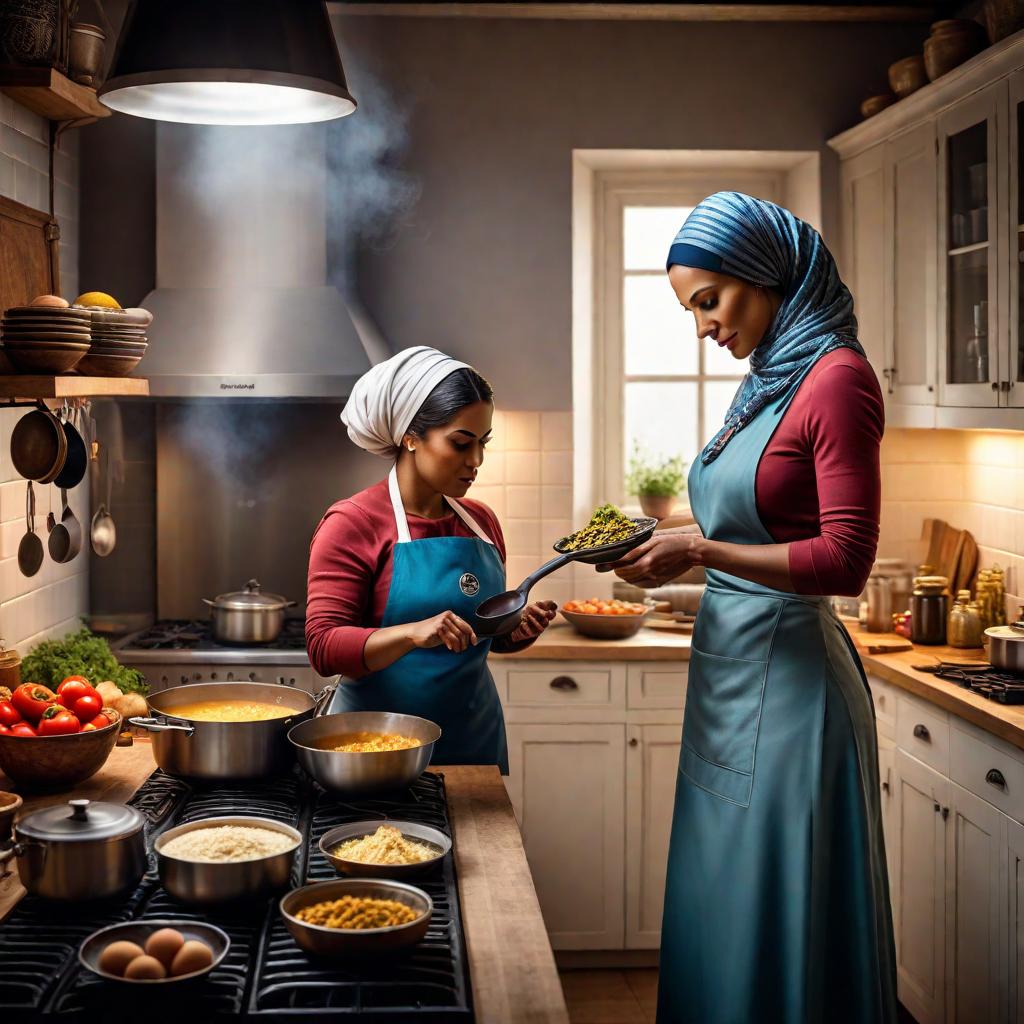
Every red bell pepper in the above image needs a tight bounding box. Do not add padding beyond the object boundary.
[37,705,81,736]
[11,684,57,723]
[8,722,37,738]
[57,680,102,723]
[0,699,22,727]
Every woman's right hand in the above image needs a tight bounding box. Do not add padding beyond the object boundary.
[407,610,478,652]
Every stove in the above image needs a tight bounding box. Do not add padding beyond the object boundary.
[123,619,308,654]
[921,662,1024,704]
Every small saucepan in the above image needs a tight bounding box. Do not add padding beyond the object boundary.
[985,622,1024,673]
[203,579,295,645]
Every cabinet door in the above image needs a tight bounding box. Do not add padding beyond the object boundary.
[625,723,681,948]
[937,85,1002,407]
[885,123,938,406]
[879,733,898,906]
[505,723,625,949]
[947,781,1005,1024]
[840,145,887,394]
[1005,71,1024,408]
[1009,818,1024,1024]
[895,750,949,1024]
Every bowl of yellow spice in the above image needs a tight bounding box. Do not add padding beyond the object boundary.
[319,820,451,879]
[281,878,432,956]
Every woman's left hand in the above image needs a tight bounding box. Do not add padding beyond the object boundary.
[508,600,558,643]
[597,532,703,588]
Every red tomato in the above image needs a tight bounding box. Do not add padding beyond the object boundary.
[11,684,57,722]
[8,722,37,738]
[59,675,91,689]
[37,706,81,736]
[82,712,112,732]
[0,700,22,727]
[58,689,102,723]
[0,723,8,734]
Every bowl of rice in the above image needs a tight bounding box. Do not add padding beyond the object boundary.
[318,820,451,879]
[154,815,302,905]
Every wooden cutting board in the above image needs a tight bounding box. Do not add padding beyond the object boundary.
[0,194,59,312]
[854,634,914,655]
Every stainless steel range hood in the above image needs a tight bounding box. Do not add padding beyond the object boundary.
[141,122,386,397]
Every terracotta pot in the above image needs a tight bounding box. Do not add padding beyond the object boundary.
[888,55,929,97]
[861,93,897,119]
[639,494,677,521]
[924,19,988,81]
[983,0,1024,42]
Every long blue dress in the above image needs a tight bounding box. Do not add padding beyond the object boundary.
[656,357,898,1023]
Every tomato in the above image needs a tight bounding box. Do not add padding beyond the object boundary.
[8,722,37,738]
[82,712,112,732]
[0,723,8,734]
[0,700,22,727]
[11,684,57,722]
[37,706,81,736]
[57,685,102,723]
[59,675,91,689]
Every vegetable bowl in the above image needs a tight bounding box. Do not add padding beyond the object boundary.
[559,598,654,640]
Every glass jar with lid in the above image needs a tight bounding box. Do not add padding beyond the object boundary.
[911,575,950,645]
[948,589,983,648]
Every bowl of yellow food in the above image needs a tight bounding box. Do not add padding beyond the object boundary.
[560,598,653,639]
[280,878,432,956]
[318,820,451,879]
[288,711,440,798]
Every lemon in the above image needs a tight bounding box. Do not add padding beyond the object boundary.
[73,291,122,310]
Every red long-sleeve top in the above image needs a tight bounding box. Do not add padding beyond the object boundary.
[306,482,509,679]
[756,348,883,597]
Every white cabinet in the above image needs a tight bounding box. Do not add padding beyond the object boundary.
[879,732,897,892]
[504,722,626,949]
[1008,818,1024,1023]
[625,724,681,948]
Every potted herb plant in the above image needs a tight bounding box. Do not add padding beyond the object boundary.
[625,444,687,521]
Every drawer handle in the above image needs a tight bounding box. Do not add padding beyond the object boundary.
[913,724,931,742]
[629,738,639,748]
[550,676,578,692]
[986,768,1007,790]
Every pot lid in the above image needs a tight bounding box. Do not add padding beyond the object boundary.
[17,798,144,841]
[986,623,1024,639]
[208,579,290,611]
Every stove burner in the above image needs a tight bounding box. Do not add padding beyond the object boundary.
[126,619,308,652]
[921,662,1024,704]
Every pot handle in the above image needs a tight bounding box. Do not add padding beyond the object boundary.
[201,598,215,607]
[312,680,339,718]
[0,840,43,871]
[129,716,195,737]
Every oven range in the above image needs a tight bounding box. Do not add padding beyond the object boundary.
[113,618,331,695]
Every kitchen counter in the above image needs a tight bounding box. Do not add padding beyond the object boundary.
[491,621,691,661]
[0,743,569,1024]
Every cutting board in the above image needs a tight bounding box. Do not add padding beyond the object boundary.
[0,194,59,312]
[854,634,914,655]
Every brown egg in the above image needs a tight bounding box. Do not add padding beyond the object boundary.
[98,939,145,977]
[124,954,167,980]
[169,939,213,977]
[144,927,184,967]
[29,294,69,308]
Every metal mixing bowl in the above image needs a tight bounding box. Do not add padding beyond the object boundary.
[280,878,432,956]
[288,712,440,797]
[318,819,451,879]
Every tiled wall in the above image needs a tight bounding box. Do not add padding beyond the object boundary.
[879,428,1024,615]
[0,97,86,655]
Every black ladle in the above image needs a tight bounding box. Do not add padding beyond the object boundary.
[475,516,658,637]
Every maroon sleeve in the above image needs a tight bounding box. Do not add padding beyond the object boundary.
[787,359,883,597]
[305,502,381,679]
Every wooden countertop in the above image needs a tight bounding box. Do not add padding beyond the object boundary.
[491,621,691,661]
[0,743,568,1024]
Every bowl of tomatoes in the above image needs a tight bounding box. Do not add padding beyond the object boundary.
[559,598,654,640]
[0,678,121,790]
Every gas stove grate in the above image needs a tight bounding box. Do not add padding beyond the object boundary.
[123,619,309,652]
[925,662,1024,703]
[0,770,472,1021]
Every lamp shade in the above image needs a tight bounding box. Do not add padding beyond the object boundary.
[98,0,356,125]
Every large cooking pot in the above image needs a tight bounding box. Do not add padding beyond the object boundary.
[203,579,295,644]
[0,798,146,900]
[130,682,328,780]
[986,622,1024,673]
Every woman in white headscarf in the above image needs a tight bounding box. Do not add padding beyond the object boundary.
[306,347,556,771]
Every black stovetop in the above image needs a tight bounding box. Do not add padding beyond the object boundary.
[921,662,1024,704]
[121,619,308,652]
[0,770,473,1022]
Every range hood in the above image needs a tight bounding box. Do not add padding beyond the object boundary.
[141,122,386,397]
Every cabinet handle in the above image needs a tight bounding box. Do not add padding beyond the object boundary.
[629,738,639,747]
[986,768,1007,789]
[934,802,941,813]
[550,676,578,691]
[882,768,891,794]
[942,806,950,821]
[913,724,931,742]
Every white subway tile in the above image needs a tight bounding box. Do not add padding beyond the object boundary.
[505,412,541,452]
[541,451,572,486]
[540,412,573,451]
[506,555,538,588]
[476,451,505,486]
[540,485,573,520]
[470,485,505,519]
[506,485,540,518]
[0,96,15,128]
[542,518,574,545]
[506,451,540,485]
[504,518,541,557]
[13,161,45,210]
[12,104,47,144]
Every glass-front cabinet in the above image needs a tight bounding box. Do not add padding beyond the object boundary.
[937,86,1000,407]
[1007,70,1024,407]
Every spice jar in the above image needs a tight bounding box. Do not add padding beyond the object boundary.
[865,573,894,633]
[911,575,949,645]
[0,641,20,693]
[948,589,983,648]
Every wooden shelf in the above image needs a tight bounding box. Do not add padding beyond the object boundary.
[0,376,148,399]
[0,66,109,121]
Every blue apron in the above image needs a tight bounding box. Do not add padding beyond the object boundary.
[657,359,897,1023]
[329,467,509,773]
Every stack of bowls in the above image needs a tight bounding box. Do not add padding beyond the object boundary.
[75,307,151,377]
[1,306,91,374]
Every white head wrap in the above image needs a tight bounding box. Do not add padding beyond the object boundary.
[341,346,472,459]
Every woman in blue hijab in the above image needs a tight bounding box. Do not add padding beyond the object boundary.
[603,192,897,1023]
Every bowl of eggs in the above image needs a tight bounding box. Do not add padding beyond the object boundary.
[560,598,654,639]
[79,921,229,984]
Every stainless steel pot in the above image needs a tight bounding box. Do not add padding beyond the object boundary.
[0,798,145,900]
[203,579,295,644]
[131,681,329,780]
[155,815,301,904]
[985,622,1024,672]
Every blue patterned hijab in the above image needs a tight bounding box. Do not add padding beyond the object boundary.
[667,191,863,464]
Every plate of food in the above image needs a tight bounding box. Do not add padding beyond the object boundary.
[560,598,654,639]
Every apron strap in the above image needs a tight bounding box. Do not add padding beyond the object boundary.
[387,465,495,547]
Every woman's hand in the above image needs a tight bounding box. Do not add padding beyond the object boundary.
[407,610,478,652]
[508,600,558,644]
[597,531,704,588]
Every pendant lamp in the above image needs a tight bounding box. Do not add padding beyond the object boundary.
[98,0,356,125]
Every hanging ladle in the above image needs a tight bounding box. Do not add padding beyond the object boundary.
[474,516,658,637]
[90,440,116,557]
[17,482,43,578]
